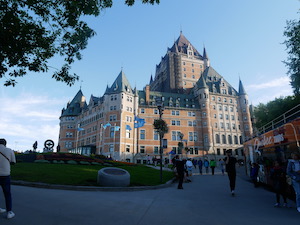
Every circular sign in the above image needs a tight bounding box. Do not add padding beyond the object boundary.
[44,139,54,149]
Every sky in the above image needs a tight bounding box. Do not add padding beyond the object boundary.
[0,0,299,152]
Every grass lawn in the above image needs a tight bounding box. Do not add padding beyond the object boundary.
[11,163,175,186]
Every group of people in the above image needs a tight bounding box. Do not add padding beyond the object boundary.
[174,150,237,195]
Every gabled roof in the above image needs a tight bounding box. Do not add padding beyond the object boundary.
[169,32,203,59]
[105,71,133,95]
[61,90,87,117]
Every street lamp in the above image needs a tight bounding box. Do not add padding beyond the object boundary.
[156,97,164,183]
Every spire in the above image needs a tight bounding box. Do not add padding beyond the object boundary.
[197,74,208,89]
[203,47,208,59]
[203,46,210,68]
[149,74,153,84]
[238,79,247,95]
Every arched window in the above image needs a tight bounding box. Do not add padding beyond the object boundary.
[216,134,220,144]
[222,135,226,144]
[228,135,232,144]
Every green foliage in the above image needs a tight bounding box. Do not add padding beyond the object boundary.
[67,160,78,165]
[0,0,160,86]
[34,159,50,163]
[283,16,300,95]
[253,95,300,128]
[153,119,169,139]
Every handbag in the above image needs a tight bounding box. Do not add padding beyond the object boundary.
[0,152,14,165]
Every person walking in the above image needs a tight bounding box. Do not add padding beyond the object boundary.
[204,159,209,174]
[175,155,185,189]
[210,159,216,175]
[271,161,288,207]
[186,158,193,181]
[287,152,300,212]
[219,159,225,175]
[0,138,16,219]
[224,150,237,196]
[198,159,203,175]
[250,163,259,188]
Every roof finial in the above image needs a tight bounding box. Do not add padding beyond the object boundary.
[180,25,182,34]
[80,80,83,90]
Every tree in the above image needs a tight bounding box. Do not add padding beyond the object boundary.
[0,0,159,86]
[283,16,300,95]
[153,118,169,139]
[253,95,300,129]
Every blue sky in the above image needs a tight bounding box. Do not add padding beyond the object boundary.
[0,0,299,151]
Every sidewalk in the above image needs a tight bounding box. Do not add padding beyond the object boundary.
[1,167,299,225]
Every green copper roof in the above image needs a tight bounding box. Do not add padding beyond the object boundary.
[105,71,133,94]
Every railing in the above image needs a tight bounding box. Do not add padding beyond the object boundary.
[254,104,300,137]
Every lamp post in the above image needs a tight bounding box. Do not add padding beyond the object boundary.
[156,97,164,183]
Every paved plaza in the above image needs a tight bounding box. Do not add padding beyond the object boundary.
[1,167,299,225]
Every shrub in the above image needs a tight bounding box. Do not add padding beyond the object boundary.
[79,161,90,165]
[67,160,78,165]
[53,160,65,164]
[91,162,102,166]
[34,160,50,163]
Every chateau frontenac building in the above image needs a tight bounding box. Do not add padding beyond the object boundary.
[58,32,253,163]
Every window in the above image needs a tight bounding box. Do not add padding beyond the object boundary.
[154,146,159,154]
[219,105,222,110]
[194,148,199,155]
[220,122,224,129]
[222,135,226,144]
[217,149,221,155]
[226,114,229,120]
[228,135,232,144]
[110,127,114,138]
[188,121,193,126]
[109,144,114,152]
[140,130,145,139]
[189,132,197,141]
[172,110,180,116]
[224,106,228,111]
[216,134,220,143]
[188,111,195,116]
[190,148,194,154]
[65,142,72,148]
[218,97,221,102]
[231,115,235,120]
[154,131,159,140]
[212,96,215,101]
[204,135,208,143]
[140,146,145,153]
[172,147,177,154]
[126,145,130,152]
[219,114,223,119]
[154,109,158,114]
[234,136,238,144]
[126,130,130,138]
[141,108,145,113]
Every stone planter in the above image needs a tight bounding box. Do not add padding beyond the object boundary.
[97,167,130,187]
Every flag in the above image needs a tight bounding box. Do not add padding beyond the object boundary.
[103,123,111,129]
[134,116,145,128]
[114,126,120,131]
[77,127,84,131]
[126,125,132,131]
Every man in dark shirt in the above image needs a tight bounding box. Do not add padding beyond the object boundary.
[175,155,185,189]
[225,150,237,196]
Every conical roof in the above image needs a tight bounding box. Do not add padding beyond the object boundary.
[239,79,247,95]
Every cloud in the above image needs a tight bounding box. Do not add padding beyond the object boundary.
[0,92,64,151]
[246,76,290,91]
